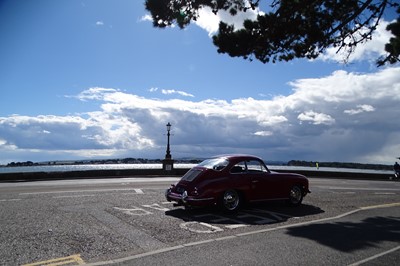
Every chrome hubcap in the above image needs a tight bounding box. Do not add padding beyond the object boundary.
[290,186,302,204]
[223,190,239,210]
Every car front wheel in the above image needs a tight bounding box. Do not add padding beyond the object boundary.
[288,185,303,206]
[221,189,241,212]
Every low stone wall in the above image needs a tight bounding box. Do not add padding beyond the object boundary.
[0,168,392,182]
[273,169,391,181]
[0,168,190,182]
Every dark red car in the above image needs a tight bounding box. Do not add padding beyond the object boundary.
[165,154,310,212]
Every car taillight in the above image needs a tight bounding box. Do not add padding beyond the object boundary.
[181,191,188,203]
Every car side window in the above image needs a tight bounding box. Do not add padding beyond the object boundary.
[246,160,268,173]
[230,161,246,173]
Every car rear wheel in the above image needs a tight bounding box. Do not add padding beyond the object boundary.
[288,185,303,206]
[221,189,241,212]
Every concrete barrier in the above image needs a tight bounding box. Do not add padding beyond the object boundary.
[272,169,391,181]
[0,168,190,182]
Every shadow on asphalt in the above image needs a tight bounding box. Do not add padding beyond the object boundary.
[165,201,324,226]
[285,215,400,252]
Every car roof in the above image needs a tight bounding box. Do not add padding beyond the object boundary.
[212,154,264,162]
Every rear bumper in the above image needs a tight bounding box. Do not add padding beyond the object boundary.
[165,189,215,207]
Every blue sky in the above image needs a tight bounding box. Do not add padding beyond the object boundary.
[1,0,399,165]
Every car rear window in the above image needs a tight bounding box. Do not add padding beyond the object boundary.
[181,169,202,182]
[197,158,229,171]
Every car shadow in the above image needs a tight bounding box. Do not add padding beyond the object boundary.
[165,201,324,226]
[285,215,400,252]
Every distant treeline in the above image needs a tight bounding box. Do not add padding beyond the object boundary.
[287,160,393,171]
[4,157,203,167]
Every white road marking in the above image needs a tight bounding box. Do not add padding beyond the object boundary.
[180,222,224,233]
[142,203,170,212]
[237,213,276,224]
[113,206,152,216]
[225,224,249,229]
[348,245,400,266]
[20,188,144,195]
[53,195,96,199]
[134,188,144,194]
[0,199,21,202]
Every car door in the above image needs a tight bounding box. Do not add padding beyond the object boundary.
[246,160,281,201]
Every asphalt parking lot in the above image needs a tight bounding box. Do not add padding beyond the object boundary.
[0,177,399,265]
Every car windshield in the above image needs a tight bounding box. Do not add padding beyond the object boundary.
[197,158,229,171]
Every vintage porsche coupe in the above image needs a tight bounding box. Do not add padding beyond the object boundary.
[165,154,310,212]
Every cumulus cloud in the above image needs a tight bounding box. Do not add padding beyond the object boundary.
[188,4,394,65]
[1,67,400,164]
[194,5,260,36]
[149,87,194,97]
[344,104,375,115]
[190,5,393,66]
[298,111,335,125]
[161,89,194,97]
[318,19,394,64]
[139,14,152,22]
[141,2,261,36]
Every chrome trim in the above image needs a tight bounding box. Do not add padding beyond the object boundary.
[166,194,214,203]
[188,197,214,202]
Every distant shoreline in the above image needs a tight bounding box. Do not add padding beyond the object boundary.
[1,158,395,172]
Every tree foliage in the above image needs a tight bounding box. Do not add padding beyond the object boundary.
[145,0,399,65]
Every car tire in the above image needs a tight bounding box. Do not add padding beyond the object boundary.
[288,185,303,206]
[220,189,241,212]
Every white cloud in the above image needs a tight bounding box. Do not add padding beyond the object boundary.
[161,89,194,97]
[140,1,261,36]
[148,87,194,97]
[298,111,335,125]
[344,104,375,115]
[318,19,394,63]
[96,21,104,26]
[192,6,393,66]
[140,14,152,22]
[254,131,273,137]
[194,5,261,36]
[1,67,400,164]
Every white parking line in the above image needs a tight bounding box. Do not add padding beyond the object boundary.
[348,245,400,266]
[20,188,144,195]
[225,224,248,229]
[53,195,96,199]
